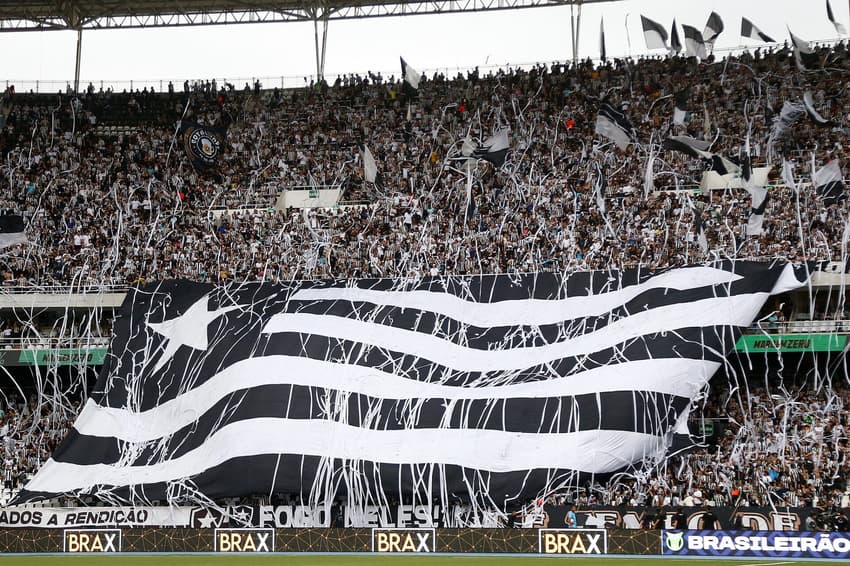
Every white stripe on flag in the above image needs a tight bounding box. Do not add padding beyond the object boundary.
[26,421,670,493]
[73,357,718,442]
[291,266,743,328]
[263,293,771,372]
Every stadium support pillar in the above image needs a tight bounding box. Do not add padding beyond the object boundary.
[74,28,83,94]
[313,14,329,84]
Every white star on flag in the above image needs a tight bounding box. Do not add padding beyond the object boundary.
[147,294,244,374]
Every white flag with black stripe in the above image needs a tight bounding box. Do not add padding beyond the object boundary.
[741,18,775,42]
[703,11,724,45]
[803,91,832,126]
[15,264,805,509]
[362,145,379,185]
[682,24,708,59]
[789,30,819,70]
[641,15,669,50]
[815,160,846,205]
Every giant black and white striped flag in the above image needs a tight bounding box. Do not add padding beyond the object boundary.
[16,265,804,508]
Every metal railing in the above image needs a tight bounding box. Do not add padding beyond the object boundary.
[747,320,850,334]
[0,284,128,295]
[0,337,110,349]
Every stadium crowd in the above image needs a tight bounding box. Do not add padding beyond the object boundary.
[1,40,850,515]
[1,41,850,287]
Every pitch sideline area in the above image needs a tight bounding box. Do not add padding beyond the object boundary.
[0,556,842,565]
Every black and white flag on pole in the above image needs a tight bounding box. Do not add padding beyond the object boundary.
[741,18,775,43]
[703,12,725,47]
[15,264,806,507]
[694,212,709,254]
[400,57,421,97]
[803,91,832,126]
[683,24,708,58]
[670,19,682,54]
[595,103,636,150]
[641,15,669,50]
[815,160,846,206]
[767,100,805,148]
[362,145,381,186]
[747,189,769,236]
[742,154,769,237]
[827,0,847,35]
[462,130,510,167]
[600,17,607,62]
[789,31,819,70]
[782,159,798,194]
[709,154,741,176]
[673,89,689,126]
[0,214,27,249]
[663,135,712,159]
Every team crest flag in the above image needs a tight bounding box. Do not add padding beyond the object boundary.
[180,121,226,170]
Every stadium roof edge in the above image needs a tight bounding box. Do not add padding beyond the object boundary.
[0,0,619,31]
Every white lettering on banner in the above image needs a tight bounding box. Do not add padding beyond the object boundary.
[687,534,850,553]
[214,529,274,552]
[63,529,121,553]
[258,506,329,527]
[539,529,607,555]
[0,507,189,528]
[372,529,435,553]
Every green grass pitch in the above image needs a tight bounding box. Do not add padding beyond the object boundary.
[0,556,839,565]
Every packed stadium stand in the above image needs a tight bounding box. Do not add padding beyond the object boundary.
[1,30,849,536]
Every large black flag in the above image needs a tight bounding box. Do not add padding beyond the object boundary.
[15,265,804,506]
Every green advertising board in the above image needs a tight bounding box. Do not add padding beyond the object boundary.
[15,348,108,366]
[735,334,847,353]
